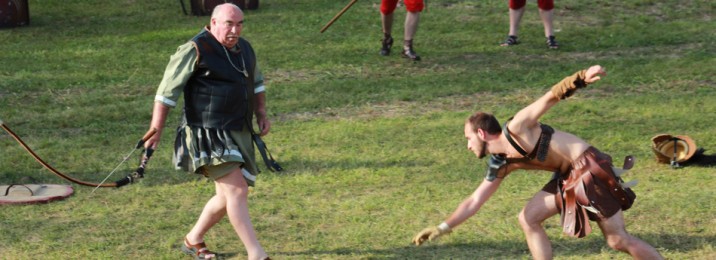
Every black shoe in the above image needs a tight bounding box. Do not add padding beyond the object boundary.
[500,35,519,46]
[402,46,421,61]
[380,36,393,56]
[547,36,559,49]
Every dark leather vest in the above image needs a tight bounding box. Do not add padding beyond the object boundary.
[183,28,256,130]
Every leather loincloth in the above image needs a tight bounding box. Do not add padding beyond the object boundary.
[542,147,636,238]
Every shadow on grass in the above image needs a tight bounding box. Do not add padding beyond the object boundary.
[272,242,530,259]
[683,149,716,167]
[265,232,714,259]
[254,157,439,176]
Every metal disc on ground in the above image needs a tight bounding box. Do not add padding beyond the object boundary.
[0,184,74,205]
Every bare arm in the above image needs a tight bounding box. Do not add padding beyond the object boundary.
[145,102,171,149]
[254,92,270,136]
[510,65,607,132]
[412,177,504,245]
[444,177,503,228]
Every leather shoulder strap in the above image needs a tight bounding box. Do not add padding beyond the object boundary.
[503,120,555,162]
[503,120,529,157]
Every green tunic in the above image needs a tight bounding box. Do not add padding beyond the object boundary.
[154,40,266,186]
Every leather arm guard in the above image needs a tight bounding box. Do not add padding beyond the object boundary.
[551,70,588,100]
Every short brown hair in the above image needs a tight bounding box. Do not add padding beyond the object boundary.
[466,112,501,135]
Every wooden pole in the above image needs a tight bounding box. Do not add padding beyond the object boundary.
[320,0,359,33]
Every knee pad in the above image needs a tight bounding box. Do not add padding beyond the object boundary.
[538,0,554,10]
[380,0,399,15]
[403,0,424,13]
[509,0,526,9]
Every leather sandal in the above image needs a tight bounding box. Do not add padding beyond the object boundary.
[403,47,420,61]
[380,36,393,56]
[401,39,421,61]
[181,237,217,259]
[547,35,559,49]
[500,35,519,46]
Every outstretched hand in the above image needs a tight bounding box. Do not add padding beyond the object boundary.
[584,65,607,84]
[412,226,451,246]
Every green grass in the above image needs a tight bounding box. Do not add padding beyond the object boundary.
[1,0,715,259]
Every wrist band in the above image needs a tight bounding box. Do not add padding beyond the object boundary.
[438,222,451,232]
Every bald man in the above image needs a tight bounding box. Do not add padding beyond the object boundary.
[146,4,271,260]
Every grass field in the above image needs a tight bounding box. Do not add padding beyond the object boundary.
[1,0,714,259]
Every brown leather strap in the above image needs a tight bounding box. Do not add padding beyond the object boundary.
[502,120,554,163]
[562,185,592,237]
[588,160,632,209]
[502,120,529,157]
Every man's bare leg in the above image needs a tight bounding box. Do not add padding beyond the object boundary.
[217,168,268,260]
[538,8,558,48]
[508,6,526,37]
[381,13,394,36]
[185,171,230,259]
[597,211,663,260]
[185,186,227,244]
[501,7,525,46]
[404,11,419,43]
[380,13,395,56]
[402,11,421,60]
[518,190,560,260]
[538,8,554,38]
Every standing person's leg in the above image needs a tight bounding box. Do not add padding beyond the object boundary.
[183,183,227,259]
[501,0,526,46]
[403,12,419,44]
[216,167,268,260]
[518,190,560,260]
[401,0,423,60]
[508,7,525,37]
[538,9,554,38]
[537,0,558,48]
[382,12,394,35]
[380,0,398,56]
[402,11,421,60]
[597,211,663,260]
[183,164,239,259]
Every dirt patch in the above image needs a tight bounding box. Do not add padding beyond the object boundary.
[274,89,536,122]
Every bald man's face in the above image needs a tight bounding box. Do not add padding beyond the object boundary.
[210,6,244,48]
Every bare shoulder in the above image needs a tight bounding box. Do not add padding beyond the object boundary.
[506,118,542,143]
